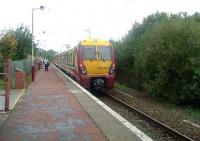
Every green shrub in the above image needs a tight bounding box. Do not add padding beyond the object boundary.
[113,12,200,106]
[136,17,200,105]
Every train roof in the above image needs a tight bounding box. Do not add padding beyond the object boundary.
[79,39,111,46]
[54,47,76,56]
[54,39,111,56]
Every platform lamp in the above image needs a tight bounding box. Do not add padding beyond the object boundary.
[31,6,44,81]
[84,29,91,39]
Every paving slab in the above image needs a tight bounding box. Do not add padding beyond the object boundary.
[53,65,152,141]
[0,89,24,111]
[0,66,107,141]
[0,65,153,141]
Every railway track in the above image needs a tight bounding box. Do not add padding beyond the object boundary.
[101,89,194,141]
[56,65,196,141]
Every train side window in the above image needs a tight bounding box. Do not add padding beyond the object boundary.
[69,53,71,64]
[63,54,65,63]
[65,53,66,64]
[74,50,77,68]
[67,53,69,64]
[70,53,72,64]
[68,53,70,64]
[73,50,76,66]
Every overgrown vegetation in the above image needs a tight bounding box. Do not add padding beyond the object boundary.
[0,24,57,72]
[0,29,17,59]
[12,25,33,60]
[45,49,57,61]
[113,12,200,106]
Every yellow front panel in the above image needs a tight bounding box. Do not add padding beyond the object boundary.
[81,39,112,75]
[84,60,112,75]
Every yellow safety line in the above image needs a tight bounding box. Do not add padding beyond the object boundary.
[10,89,25,110]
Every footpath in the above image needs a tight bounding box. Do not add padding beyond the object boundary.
[0,66,107,141]
[0,89,25,130]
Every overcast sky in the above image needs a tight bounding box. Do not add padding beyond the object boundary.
[0,0,199,52]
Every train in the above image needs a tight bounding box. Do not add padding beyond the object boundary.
[53,39,116,90]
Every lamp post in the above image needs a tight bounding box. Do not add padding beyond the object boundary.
[84,29,91,39]
[31,6,44,81]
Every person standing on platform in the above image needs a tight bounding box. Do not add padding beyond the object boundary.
[44,59,48,71]
[46,60,49,71]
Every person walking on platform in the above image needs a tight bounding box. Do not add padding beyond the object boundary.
[44,59,48,71]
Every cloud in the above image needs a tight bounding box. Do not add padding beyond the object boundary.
[0,0,199,51]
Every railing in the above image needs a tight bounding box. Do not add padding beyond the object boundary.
[0,58,34,111]
[10,59,32,88]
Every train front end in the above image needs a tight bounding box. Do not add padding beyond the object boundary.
[78,39,115,90]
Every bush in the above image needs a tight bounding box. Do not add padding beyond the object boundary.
[136,17,200,105]
[0,30,17,59]
[113,12,200,106]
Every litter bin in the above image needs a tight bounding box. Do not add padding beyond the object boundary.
[15,68,25,89]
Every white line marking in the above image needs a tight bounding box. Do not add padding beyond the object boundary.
[183,120,200,128]
[53,65,153,141]
[10,89,25,110]
[70,90,82,94]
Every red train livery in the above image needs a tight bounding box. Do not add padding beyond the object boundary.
[53,39,116,90]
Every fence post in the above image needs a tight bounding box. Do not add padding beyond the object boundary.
[32,65,35,81]
[5,59,10,111]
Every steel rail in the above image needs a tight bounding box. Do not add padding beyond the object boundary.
[56,64,194,141]
[103,89,194,141]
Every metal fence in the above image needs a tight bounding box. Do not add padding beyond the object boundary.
[0,58,33,111]
[10,59,32,88]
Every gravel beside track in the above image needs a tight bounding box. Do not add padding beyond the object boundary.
[101,88,200,141]
[95,92,177,141]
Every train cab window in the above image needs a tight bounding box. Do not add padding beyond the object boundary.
[83,46,96,60]
[98,46,111,60]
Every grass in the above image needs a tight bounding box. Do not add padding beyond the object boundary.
[184,107,200,117]
[116,81,200,119]
[0,79,5,90]
[115,82,129,92]
[115,82,139,94]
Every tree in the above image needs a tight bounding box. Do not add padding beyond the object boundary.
[45,50,57,62]
[12,24,32,60]
[0,29,17,74]
[113,12,200,106]
[0,30,17,59]
[136,17,200,105]
[113,12,169,89]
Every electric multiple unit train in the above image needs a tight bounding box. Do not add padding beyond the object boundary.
[53,39,116,90]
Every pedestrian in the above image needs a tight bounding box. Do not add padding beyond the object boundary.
[46,60,49,71]
[44,59,48,71]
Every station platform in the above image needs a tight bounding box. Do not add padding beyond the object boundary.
[0,65,152,141]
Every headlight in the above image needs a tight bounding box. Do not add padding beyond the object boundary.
[109,64,115,74]
[79,64,87,75]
